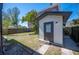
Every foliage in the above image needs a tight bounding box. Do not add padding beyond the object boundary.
[22,10,38,33]
[64,27,72,35]
[3,7,20,28]
[2,7,20,34]
[18,25,25,28]
[2,12,12,34]
[2,19,12,28]
[72,19,79,25]
[22,10,37,22]
[7,7,20,27]
[2,11,12,28]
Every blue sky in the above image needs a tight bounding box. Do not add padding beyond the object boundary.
[3,3,79,27]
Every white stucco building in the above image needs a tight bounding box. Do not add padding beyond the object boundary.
[37,4,72,46]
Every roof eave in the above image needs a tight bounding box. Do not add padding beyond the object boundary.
[37,11,72,24]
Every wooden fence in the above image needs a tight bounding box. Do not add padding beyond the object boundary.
[64,26,79,46]
[71,26,79,45]
[2,28,31,35]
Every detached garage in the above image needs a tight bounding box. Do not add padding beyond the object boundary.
[37,4,71,46]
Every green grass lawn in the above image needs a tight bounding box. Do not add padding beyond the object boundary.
[45,45,61,55]
[4,32,79,55]
[3,32,67,55]
[3,32,41,50]
[3,32,62,55]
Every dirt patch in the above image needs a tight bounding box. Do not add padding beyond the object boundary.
[45,45,61,55]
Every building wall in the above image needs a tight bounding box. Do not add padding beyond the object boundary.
[39,15,63,45]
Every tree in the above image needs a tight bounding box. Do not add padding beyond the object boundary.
[7,7,20,28]
[72,19,79,25]
[22,10,38,33]
[2,11,12,34]
[2,7,20,34]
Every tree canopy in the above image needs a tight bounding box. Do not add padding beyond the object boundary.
[2,11,12,28]
[22,10,37,22]
[7,7,20,27]
[72,19,79,25]
[22,10,38,33]
[2,7,20,29]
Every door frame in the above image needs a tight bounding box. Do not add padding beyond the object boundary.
[44,21,54,42]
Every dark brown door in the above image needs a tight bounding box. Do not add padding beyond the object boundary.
[44,22,53,42]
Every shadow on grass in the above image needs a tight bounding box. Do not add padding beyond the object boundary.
[4,39,41,55]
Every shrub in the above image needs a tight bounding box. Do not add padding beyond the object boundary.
[64,27,72,35]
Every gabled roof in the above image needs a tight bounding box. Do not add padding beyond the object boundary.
[37,4,72,24]
[37,4,59,17]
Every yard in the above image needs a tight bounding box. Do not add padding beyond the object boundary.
[45,45,61,55]
[3,32,62,55]
[3,32,79,55]
[3,32,41,50]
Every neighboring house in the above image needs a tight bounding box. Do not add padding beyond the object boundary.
[37,4,72,46]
